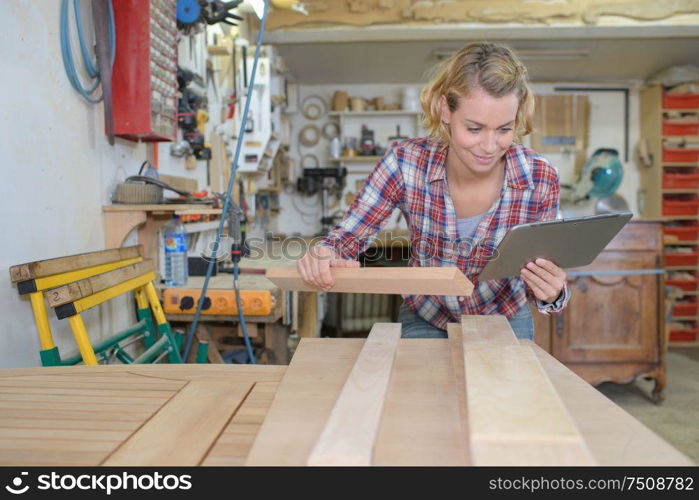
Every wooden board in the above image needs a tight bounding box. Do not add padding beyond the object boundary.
[101,380,253,466]
[245,339,365,465]
[460,314,519,345]
[374,338,469,465]
[525,340,694,466]
[463,341,596,465]
[266,266,474,296]
[307,323,401,466]
[9,246,143,282]
[46,260,155,307]
[446,323,471,459]
[158,174,198,194]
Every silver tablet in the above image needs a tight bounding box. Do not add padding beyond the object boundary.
[478,211,633,281]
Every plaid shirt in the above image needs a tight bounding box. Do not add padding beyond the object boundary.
[320,138,571,330]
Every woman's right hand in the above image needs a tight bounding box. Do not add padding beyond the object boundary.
[297,245,359,291]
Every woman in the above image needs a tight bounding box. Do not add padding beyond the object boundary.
[297,42,570,340]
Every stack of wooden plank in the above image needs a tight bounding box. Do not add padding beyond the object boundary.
[245,316,691,466]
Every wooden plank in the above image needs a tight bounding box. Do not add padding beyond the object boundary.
[0,417,140,432]
[245,339,365,465]
[307,324,401,466]
[373,339,469,465]
[463,342,596,465]
[158,174,198,193]
[9,245,143,282]
[0,408,153,422]
[102,380,253,466]
[526,340,694,465]
[461,314,519,345]
[46,260,155,307]
[0,449,109,466]
[0,386,175,399]
[266,267,474,296]
[202,381,279,466]
[0,393,171,406]
[446,323,471,458]
[0,427,130,442]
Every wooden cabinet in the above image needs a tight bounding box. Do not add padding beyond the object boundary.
[533,221,667,403]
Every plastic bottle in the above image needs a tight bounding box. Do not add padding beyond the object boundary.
[163,215,188,286]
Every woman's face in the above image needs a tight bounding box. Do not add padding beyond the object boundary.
[440,88,519,176]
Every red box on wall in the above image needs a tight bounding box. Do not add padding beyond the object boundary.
[663,173,699,189]
[663,93,699,109]
[663,149,699,162]
[663,121,699,135]
[664,224,699,242]
[669,329,698,342]
[666,252,699,267]
[112,0,177,142]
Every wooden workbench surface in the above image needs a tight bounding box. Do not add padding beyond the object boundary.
[0,340,691,466]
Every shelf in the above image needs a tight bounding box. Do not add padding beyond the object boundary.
[328,156,382,163]
[671,316,699,321]
[668,341,699,347]
[663,216,699,221]
[103,204,222,215]
[662,135,699,140]
[662,189,699,194]
[662,163,699,167]
[664,240,699,246]
[328,110,420,117]
[665,266,699,271]
[663,108,699,113]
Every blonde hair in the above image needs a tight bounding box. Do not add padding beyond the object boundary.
[420,42,534,144]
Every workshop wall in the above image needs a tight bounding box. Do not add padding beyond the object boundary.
[0,3,204,368]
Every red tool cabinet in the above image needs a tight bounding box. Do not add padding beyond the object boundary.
[112,0,178,141]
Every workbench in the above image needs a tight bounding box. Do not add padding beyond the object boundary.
[158,248,321,364]
[0,338,691,466]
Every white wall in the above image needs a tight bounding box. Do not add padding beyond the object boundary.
[0,2,204,368]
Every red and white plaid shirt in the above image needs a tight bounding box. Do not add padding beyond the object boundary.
[320,138,570,329]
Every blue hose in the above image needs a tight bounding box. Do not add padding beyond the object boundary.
[182,0,270,364]
[60,0,115,103]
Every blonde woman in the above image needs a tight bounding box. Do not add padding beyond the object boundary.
[297,42,569,339]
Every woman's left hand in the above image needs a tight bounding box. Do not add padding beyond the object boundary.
[520,258,567,303]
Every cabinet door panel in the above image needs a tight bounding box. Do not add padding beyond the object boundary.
[553,251,660,363]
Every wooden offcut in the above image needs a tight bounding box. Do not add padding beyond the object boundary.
[9,246,143,283]
[459,316,596,465]
[46,260,155,307]
[307,323,401,466]
[460,314,519,345]
[102,380,253,466]
[265,266,474,296]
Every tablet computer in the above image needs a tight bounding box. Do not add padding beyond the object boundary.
[478,211,633,281]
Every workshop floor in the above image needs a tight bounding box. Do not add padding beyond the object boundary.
[597,347,699,464]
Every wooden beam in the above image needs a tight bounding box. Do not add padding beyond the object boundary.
[374,338,469,465]
[101,380,253,466]
[9,246,143,283]
[46,260,155,307]
[460,314,519,345]
[445,323,471,460]
[307,323,401,466]
[265,267,474,296]
[525,340,694,466]
[245,339,365,465]
[460,315,596,465]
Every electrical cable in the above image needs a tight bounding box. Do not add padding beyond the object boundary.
[182,0,270,364]
[60,0,116,103]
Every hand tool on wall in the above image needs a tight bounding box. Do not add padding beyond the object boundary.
[91,0,115,145]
